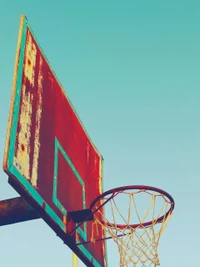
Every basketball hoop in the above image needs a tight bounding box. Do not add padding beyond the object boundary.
[90,185,175,267]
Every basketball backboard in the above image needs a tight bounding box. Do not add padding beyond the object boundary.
[3,14,107,267]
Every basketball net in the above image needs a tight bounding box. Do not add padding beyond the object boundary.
[91,189,173,267]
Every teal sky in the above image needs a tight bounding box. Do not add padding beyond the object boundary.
[0,1,200,266]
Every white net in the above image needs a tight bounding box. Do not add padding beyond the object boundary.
[91,189,173,267]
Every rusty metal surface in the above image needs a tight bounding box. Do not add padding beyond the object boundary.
[0,197,39,226]
[3,15,106,266]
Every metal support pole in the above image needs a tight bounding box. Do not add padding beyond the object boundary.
[73,252,78,267]
[1,198,81,266]
[0,197,40,226]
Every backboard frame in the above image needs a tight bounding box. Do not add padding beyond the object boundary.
[3,14,107,267]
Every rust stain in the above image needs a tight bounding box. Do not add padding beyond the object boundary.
[27,58,31,66]
[21,144,25,152]
[47,71,53,82]
[0,202,8,211]
[42,202,46,209]
[63,216,67,226]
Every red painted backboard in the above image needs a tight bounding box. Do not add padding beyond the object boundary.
[3,15,106,267]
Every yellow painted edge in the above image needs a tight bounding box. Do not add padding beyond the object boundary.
[3,14,25,171]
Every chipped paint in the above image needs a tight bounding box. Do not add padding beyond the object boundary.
[16,82,33,180]
[31,56,43,187]
[24,31,36,87]
[3,15,25,171]
[15,31,37,180]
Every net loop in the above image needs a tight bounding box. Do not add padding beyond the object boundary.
[90,186,174,267]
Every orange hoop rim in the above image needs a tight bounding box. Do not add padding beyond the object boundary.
[90,185,175,229]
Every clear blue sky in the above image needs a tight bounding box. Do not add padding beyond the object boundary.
[0,1,200,266]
